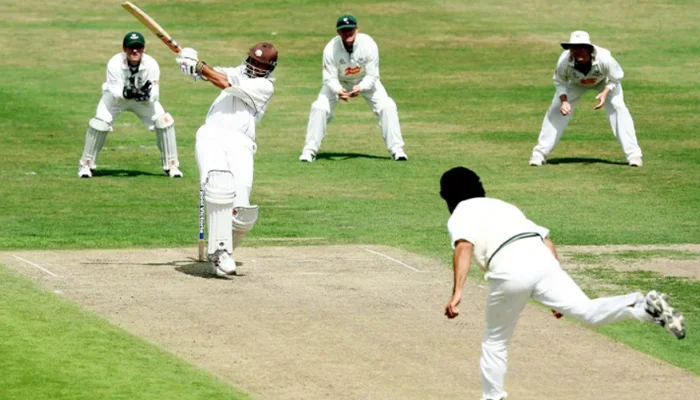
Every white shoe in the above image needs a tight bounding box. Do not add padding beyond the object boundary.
[645,290,686,339]
[392,149,408,161]
[529,155,546,166]
[78,165,92,178]
[167,166,183,178]
[299,150,316,162]
[211,250,236,277]
[629,157,643,167]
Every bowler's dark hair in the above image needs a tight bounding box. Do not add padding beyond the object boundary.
[439,167,485,212]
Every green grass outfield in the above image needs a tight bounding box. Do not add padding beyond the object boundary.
[1,0,699,397]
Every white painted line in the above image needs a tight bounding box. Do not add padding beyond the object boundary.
[364,249,421,272]
[12,255,60,278]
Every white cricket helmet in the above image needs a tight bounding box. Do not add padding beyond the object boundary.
[561,30,593,50]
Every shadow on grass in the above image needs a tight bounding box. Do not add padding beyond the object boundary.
[547,157,628,166]
[92,169,164,177]
[315,152,391,161]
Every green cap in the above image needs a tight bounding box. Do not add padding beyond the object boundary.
[123,31,145,48]
[336,14,357,30]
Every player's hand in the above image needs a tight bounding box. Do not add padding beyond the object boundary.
[594,92,607,110]
[180,47,198,62]
[560,101,572,116]
[123,76,141,99]
[445,293,462,319]
[135,80,152,102]
[338,88,350,102]
[178,58,200,80]
[348,85,361,98]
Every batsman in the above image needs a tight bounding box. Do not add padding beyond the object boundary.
[176,43,278,277]
[77,32,182,178]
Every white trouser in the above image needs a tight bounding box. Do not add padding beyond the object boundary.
[302,81,405,155]
[480,237,651,400]
[532,83,642,162]
[95,92,166,129]
[195,124,256,208]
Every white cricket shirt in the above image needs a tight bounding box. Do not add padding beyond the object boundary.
[102,52,160,101]
[553,45,624,98]
[204,66,275,142]
[322,33,380,93]
[447,198,550,271]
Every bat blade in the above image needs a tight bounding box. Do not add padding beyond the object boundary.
[121,1,182,53]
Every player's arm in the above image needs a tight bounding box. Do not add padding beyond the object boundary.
[357,41,380,92]
[553,52,570,102]
[105,58,126,99]
[603,53,624,91]
[552,52,573,115]
[147,59,160,102]
[594,52,625,110]
[322,44,343,95]
[445,239,473,319]
[199,63,231,90]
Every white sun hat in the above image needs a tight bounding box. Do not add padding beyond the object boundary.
[561,30,593,49]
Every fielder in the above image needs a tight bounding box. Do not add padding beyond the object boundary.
[529,31,643,167]
[299,14,407,162]
[176,43,278,277]
[78,32,182,178]
[440,166,685,400]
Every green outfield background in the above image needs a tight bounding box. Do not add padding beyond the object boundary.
[1,0,699,398]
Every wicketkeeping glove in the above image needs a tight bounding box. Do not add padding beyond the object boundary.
[135,80,152,102]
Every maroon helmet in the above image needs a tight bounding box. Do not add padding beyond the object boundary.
[245,42,278,78]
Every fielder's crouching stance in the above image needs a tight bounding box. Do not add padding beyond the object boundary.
[78,32,182,178]
[440,167,686,400]
[177,43,277,277]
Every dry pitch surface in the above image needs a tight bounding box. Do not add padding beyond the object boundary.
[2,245,700,400]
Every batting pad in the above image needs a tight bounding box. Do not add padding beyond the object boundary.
[79,119,109,168]
[154,113,179,170]
[204,170,235,255]
[232,205,258,251]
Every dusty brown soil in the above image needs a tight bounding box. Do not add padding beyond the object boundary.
[559,244,700,279]
[2,245,699,400]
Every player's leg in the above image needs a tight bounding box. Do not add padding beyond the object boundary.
[602,84,643,166]
[536,268,686,338]
[533,266,651,325]
[78,94,121,177]
[133,101,182,177]
[196,125,236,277]
[300,86,339,162]
[363,81,407,161]
[480,278,532,400]
[529,88,584,166]
[224,134,258,253]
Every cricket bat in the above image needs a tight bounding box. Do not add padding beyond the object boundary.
[121,1,182,54]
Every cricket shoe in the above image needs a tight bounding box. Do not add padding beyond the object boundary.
[645,290,686,339]
[211,250,236,278]
[529,155,546,166]
[78,165,93,178]
[167,166,183,178]
[299,149,316,162]
[629,157,643,167]
[392,149,408,161]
